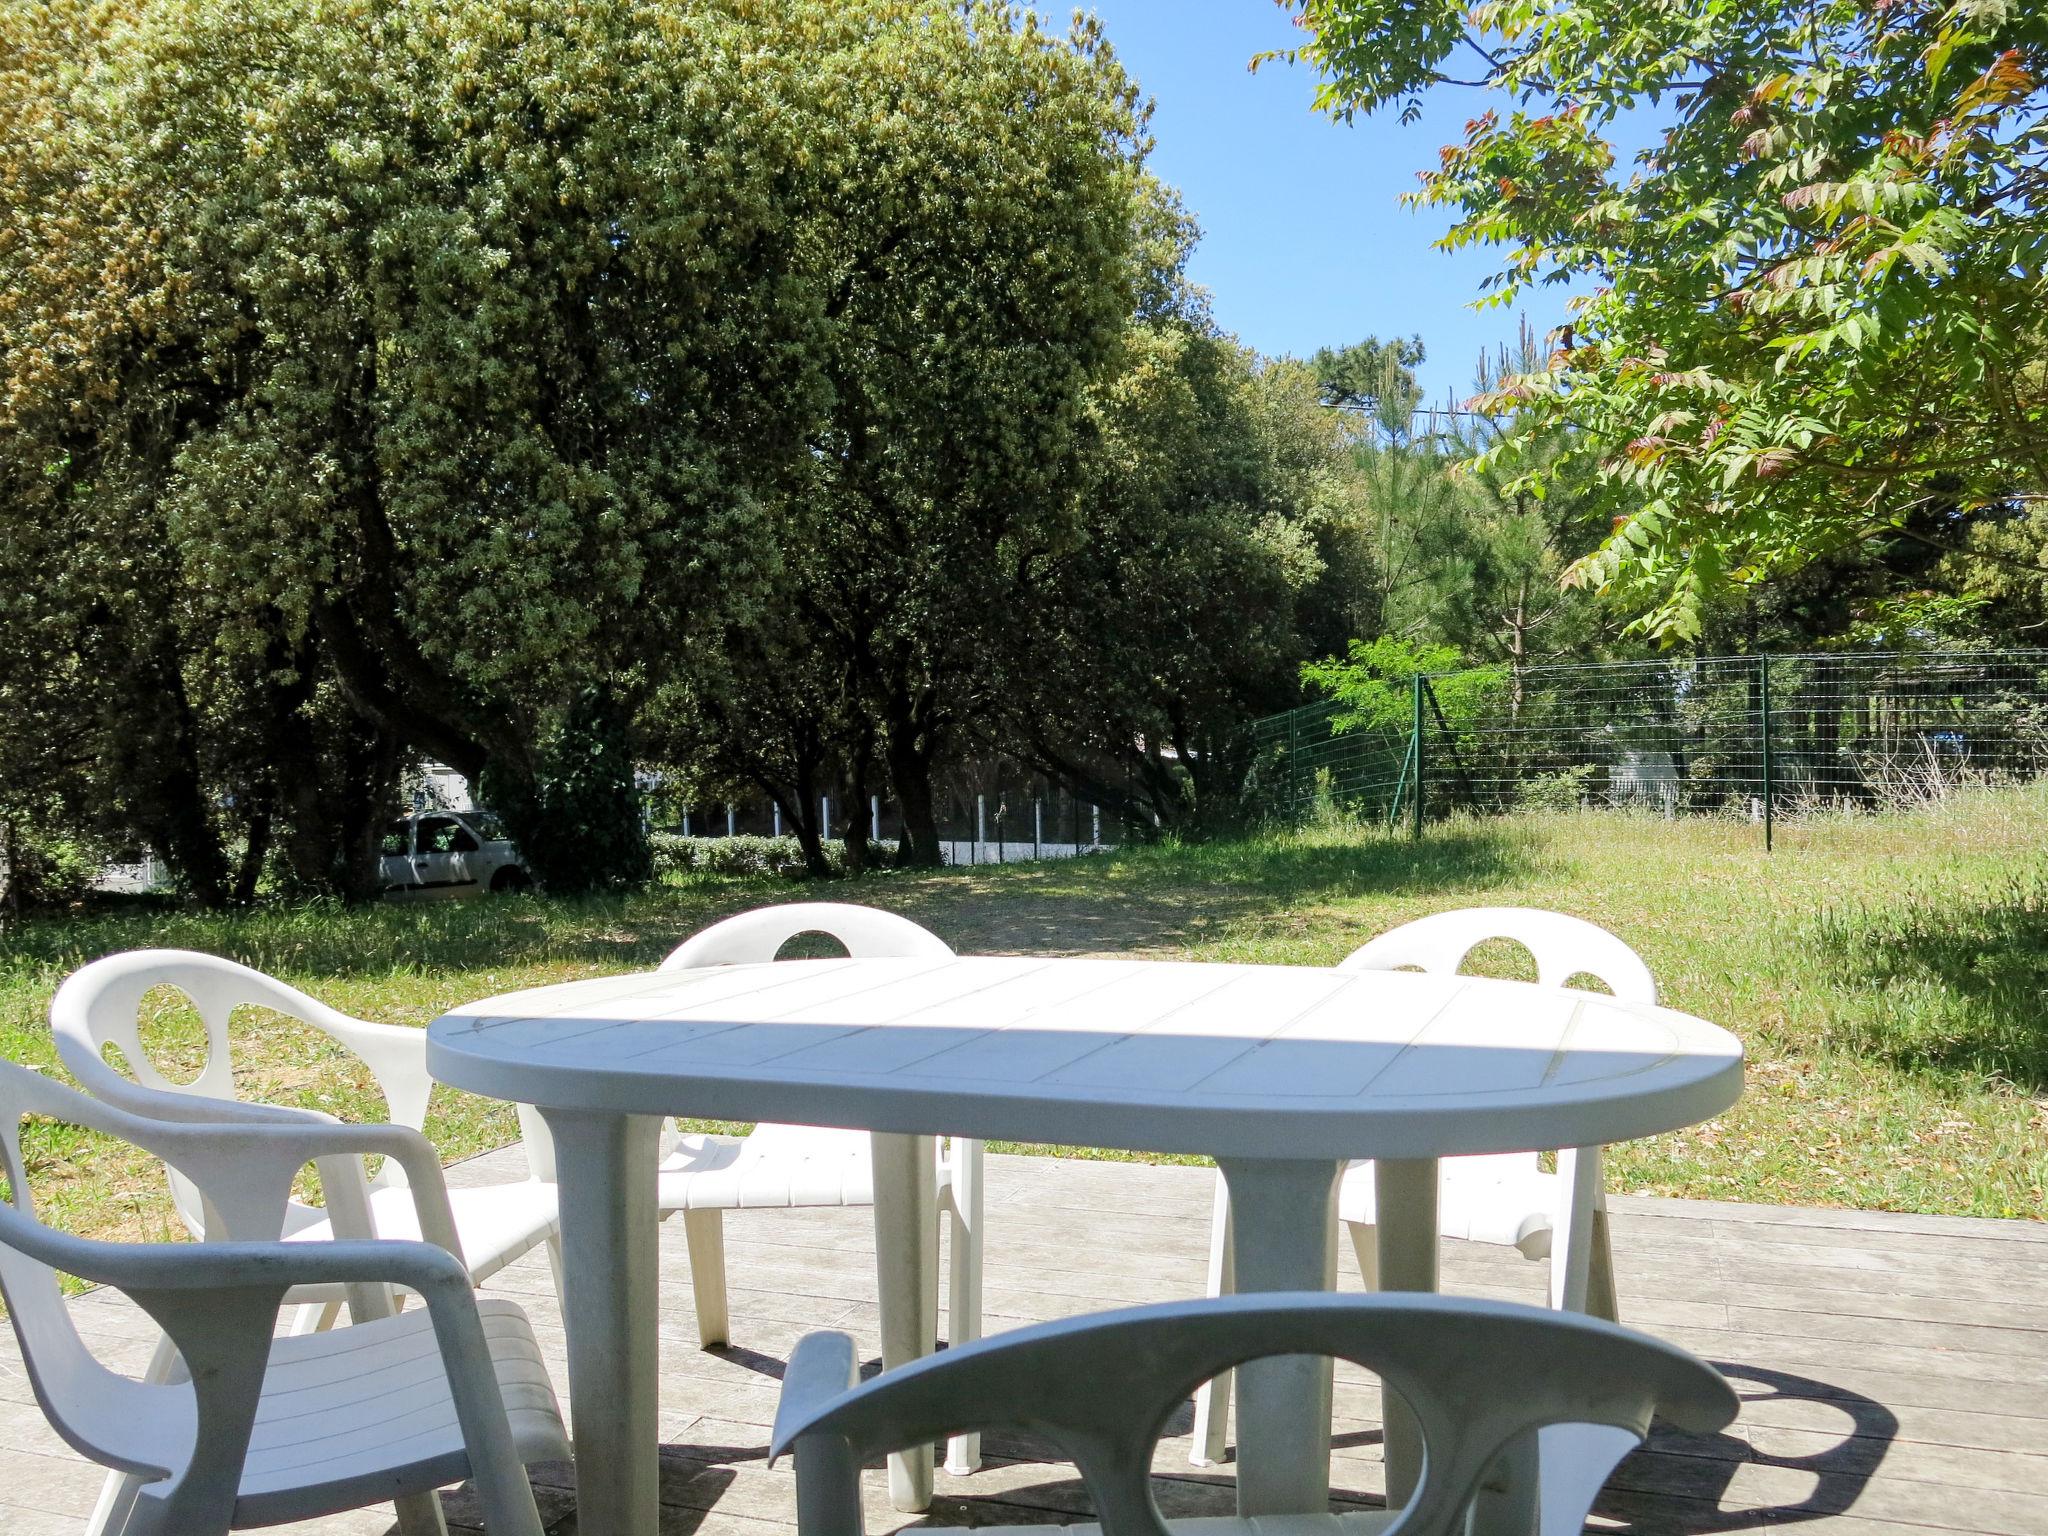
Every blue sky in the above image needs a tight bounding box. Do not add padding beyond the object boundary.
[1051,0,1565,407]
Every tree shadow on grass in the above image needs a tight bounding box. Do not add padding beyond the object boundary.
[903,824,1551,958]
[2,823,1548,983]
[572,821,1550,963]
[1808,873,2048,1090]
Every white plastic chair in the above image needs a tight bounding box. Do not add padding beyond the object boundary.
[772,1290,1737,1536]
[655,902,984,1474]
[51,949,564,1535]
[1193,908,1654,1467]
[0,1055,570,1536]
[51,949,562,1293]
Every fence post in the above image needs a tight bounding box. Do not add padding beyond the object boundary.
[725,804,736,838]
[682,808,691,837]
[1289,711,1305,818]
[1759,654,1775,853]
[821,795,831,841]
[1091,804,1101,848]
[1033,797,1043,859]
[773,802,782,837]
[871,795,882,842]
[1411,674,1427,841]
[976,794,986,865]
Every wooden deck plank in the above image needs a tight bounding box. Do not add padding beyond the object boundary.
[1607,1194,2048,1245]
[3,1148,2042,1534]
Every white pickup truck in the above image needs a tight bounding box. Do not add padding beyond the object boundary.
[378,810,533,898]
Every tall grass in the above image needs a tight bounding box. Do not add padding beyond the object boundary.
[4,785,2045,1246]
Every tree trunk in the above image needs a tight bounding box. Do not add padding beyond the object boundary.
[773,771,832,880]
[115,642,232,907]
[839,745,875,879]
[231,812,271,905]
[884,696,944,868]
[276,706,402,902]
[311,595,493,784]
[148,763,230,906]
[339,727,404,898]
[0,819,17,918]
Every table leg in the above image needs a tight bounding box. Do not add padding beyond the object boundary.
[1374,1158,1438,1510]
[872,1131,938,1512]
[1214,1156,1342,1518]
[544,1109,663,1536]
[1467,1147,1604,1536]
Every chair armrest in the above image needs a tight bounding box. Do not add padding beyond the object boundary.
[52,1070,329,1127]
[0,1194,470,1299]
[770,1330,862,1464]
[315,1018,560,1195]
[111,1112,461,1256]
[772,1331,867,1536]
[5,1060,463,1256]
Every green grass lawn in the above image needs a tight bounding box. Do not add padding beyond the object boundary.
[5,785,2046,1252]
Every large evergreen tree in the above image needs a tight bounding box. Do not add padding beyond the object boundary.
[0,0,1180,893]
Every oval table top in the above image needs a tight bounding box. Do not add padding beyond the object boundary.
[428,955,1742,1160]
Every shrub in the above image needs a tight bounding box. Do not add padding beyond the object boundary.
[482,690,653,895]
[1514,765,1597,814]
[0,833,103,909]
[648,834,902,881]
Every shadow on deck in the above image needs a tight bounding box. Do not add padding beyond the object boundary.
[2,1152,2040,1535]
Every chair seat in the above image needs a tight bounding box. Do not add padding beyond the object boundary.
[968,1513,1396,1536]
[233,1297,569,1526]
[285,1181,559,1284]
[658,1124,875,1211]
[1337,1153,1558,1258]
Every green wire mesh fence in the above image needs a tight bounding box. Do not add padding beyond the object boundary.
[1247,650,2048,848]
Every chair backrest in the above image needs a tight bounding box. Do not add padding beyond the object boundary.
[52,949,308,1109]
[660,903,954,971]
[1336,907,1656,1004]
[50,950,435,1234]
[773,1291,1735,1536]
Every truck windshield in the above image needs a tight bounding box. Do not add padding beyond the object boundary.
[464,811,509,842]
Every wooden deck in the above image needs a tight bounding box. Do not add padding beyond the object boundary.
[1,1148,2042,1535]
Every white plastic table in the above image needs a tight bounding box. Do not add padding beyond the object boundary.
[427,955,1743,1536]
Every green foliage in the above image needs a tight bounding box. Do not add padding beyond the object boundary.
[1840,592,1997,650]
[1280,0,2048,639]
[555,0,1162,872]
[1304,637,1460,733]
[1514,764,1597,814]
[1002,325,1371,834]
[4,0,849,896]
[1308,335,1426,427]
[749,2,1163,866]
[1,0,1176,897]
[1936,504,2048,639]
[1326,324,1620,668]
[1303,636,1505,734]
[0,832,102,911]
[648,833,902,881]
[481,691,650,896]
